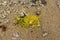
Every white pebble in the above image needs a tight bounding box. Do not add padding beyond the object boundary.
[20,12,25,17]
[43,30,48,37]
[12,32,19,38]
[43,32,48,37]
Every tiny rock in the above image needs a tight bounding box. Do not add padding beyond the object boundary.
[42,30,48,37]
[12,32,19,38]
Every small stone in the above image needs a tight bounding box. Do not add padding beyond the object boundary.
[43,32,48,37]
[42,30,48,37]
[20,12,25,16]
[20,11,26,18]
[12,32,19,38]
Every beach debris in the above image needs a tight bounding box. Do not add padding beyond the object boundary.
[57,0,60,8]
[12,32,19,38]
[42,30,48,37]
[20,12,26,18]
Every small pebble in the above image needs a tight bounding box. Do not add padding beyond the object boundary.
[20,12,25,17]
[12,32,19,38]
[20,11,26,18]
[43,30,48,37]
